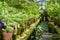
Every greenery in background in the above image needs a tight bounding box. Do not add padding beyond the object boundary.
[46,2,60,17]
[48,0,60,4]
[46,0,60,26]
[45,0,60,17]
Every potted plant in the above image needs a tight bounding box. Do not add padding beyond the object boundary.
[2,26,13,40]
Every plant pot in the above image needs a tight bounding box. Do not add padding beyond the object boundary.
[2,32,13,40]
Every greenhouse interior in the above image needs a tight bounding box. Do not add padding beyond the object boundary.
[0,0,60,40]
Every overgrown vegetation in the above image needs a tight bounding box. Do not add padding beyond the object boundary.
[0,0,60,40]
[0,1,40,27]
[0,0,40,40]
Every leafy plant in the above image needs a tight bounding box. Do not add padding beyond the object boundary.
[46,0,60,26]
[0,1,40,27]
[46,2,60,17]
[2,26,13,33]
